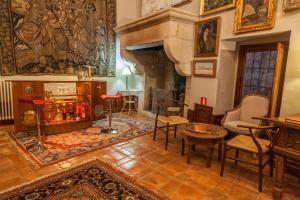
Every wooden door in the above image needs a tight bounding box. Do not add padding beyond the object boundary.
[235,43,287,117]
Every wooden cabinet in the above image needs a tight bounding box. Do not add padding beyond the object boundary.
[265,118,300,199]
[12,81,106,134]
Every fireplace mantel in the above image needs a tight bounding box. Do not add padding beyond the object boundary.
[114,8,198,34]
[114,8,199,77]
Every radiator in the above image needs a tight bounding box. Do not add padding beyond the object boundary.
[0,81,13,120]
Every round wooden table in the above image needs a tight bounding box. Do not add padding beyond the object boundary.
[181,123,228,167]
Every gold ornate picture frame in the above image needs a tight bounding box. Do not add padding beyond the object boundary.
[200,0,236,16]
[283,0,300,11]
[234,0,276,33]
[193,59,217,78]
[194,17,221,57]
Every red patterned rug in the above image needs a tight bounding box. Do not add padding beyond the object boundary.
[11,114,154,166]
[0,159,165,200]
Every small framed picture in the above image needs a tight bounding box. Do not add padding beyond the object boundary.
[194,17,221,57]
[193,59,217,78]
[283,0,300,12]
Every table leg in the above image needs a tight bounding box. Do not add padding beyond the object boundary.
[181,138,185,156]
[273,155,285,200]
[218,142,222,162]
[36,104,43,151]
[165,123,169,150]
[187,140,191,164]
[206,142,213,168]
[191,144,196,152]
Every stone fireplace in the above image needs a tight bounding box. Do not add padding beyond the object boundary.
[114,8,198,116]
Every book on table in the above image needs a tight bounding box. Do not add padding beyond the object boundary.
[285,115,300,125]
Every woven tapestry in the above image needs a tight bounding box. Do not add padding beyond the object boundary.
[0,0,116,76]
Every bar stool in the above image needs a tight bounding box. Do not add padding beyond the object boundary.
[100,92,122,134]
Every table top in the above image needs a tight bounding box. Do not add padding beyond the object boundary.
[181,123,227,139]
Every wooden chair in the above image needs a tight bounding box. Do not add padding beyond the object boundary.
[220,124,279,192]
[153,106,189,150]
[167,93,187,117]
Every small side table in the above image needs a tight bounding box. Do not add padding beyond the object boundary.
[181,123,228,167]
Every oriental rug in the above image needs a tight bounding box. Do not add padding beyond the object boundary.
[0,159,165,200]
[11,114,154,166]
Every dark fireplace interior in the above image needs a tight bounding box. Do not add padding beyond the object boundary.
[131,46,186,114]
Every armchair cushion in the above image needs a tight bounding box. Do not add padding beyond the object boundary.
[222,107,241,124]
[240,96,269,124]
[223,120,258,135]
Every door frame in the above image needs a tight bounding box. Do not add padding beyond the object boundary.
[234,42,287,117]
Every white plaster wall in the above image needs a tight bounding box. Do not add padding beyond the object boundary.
[181,0,300,116]
[0,0,142,95]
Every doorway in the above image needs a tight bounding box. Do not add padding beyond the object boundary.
[235,43,287,117]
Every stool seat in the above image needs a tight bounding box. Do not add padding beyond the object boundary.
[101,94,122,100]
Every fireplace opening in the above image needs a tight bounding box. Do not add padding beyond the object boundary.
[130,46,186,115]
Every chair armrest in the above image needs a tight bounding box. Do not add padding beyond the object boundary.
[237,124,280,148]
[221,106,241,125]
[237,125,280,130]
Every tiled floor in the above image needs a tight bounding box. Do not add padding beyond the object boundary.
[0,116,300,200]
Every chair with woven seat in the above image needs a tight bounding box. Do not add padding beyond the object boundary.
[166,93,187,116]
[222,94,269,136]
[153,106,189,150]
[220,124,279,192]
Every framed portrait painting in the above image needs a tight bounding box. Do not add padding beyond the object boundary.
[200,0,236,16]
[234,0,277,33]
[193,59,217,78]
[283,0,300,11]
[194,17,221,57]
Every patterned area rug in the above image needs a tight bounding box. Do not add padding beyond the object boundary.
[12,114,154,166]
[0,159,165,200]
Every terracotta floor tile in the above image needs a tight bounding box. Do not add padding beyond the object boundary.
[1,116,300,199]
[162,159,190,173]
[201,189,228,200]
[140,170,171,190]
[159,179,183,198]
[169,183,203,200]
[228,184,259,200]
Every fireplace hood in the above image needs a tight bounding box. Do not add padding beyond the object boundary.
[114,8,199,76]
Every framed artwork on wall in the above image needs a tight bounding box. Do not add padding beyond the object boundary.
[193,59,217,78]
[194,17,221,57]
[200,0,236,16]
[234,0,276,33]
[283,0,300,11]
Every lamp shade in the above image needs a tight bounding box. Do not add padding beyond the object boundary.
[122,67,132,75]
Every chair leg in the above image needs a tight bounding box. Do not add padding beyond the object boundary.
[235,149,239,165]
[165,123,169,150]
[218,143,222,162]
[153,118,158,141]
[220,143,227,176]
[174,125,177,138]
[270,148,273,177]
[258,153,263,192]
[181,138,185,156]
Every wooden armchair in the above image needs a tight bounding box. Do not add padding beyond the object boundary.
[220,124,280,192]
